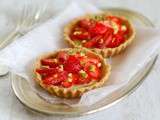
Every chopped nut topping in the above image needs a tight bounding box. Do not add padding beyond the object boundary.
[111,22,119,34]
[82,40,87,43]
[89,65,96,72]
[99,39,104,44]
[79,70,88,78]
[97,63,101,67]
[59,65,64,71]
[80,51,86,56]
[73,31,82,35]
[67,78,72,82]
[68,73,72,77]
[111,38,116,43]
[74,41,82,46]
[93,15,105,21]
[121,25,127,31]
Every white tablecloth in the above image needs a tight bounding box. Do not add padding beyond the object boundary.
[0,0,160,120]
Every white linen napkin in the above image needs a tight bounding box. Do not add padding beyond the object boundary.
[0,2,159,107]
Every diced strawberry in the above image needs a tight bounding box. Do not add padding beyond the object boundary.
[41,59,58,68]
[94,39,105,48]
[72,74,79,84]
[42,71,68,86]
[115,33,125,44]
[78,19,94,29]
[57,51,69,64]
[42,76,54,85]
[106,33,125,48]
[88,67,100,79]
[61,81,72,88]
[64,56,82,73]
[119,25,129,35]
[58,71,68,81]
[68,55,78,62]
[103,30,114,48]
[89,22,108,36]
[84,35,102,48]
[70,28,91,40]
[83,41,95,48]
[106,16,122,25]
[36,68,58,75]
[86,52,99,59]
[84,63,101,79]
[43,74,62,85]
[88,58,100,65]
[78,77,91,84]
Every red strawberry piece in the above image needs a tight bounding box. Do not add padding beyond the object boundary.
[83,40,95,48]
[119,25,129,35]
[36,68,58,75]
[70,28,91,40]
[78,77,91,84]
[41,59,58,68]
[57,51,69,64]
[106,33,125,48]
[84,62,101,79]
[103,30,114,48]
[84,35,102,48]
[68,55,78,62]
[72,74,79,84]
[64,56,82,73]
[43,74,62,85]
[115,33,125,43]
[61,81,72,88]
[94,39,105,48]
[106,16,122,25]
[42,71,68,85]
[88,58,100,65]
[78,19,95,30]
[86,52,99,59]
[89,22,108,36]
[58,71,68,81]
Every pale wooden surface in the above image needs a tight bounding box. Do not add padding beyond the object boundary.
[1,0,160,120]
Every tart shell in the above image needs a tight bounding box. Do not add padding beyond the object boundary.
[34,48,111,98]
[64,13,136,57]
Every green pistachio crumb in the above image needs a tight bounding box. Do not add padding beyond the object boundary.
[79,70,88,78]
[74,41,82,46]
[111,22,119,34]
[92,15,105,21]
[80,50,86,56]
[72,86,78,90]
[68,50,75,55]
[89,65,96,72]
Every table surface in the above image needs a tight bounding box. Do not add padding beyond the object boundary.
[1,0,160,120]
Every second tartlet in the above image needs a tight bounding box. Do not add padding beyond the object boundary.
[64,13,136,57]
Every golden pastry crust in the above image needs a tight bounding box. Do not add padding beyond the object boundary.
[33,48,111,98]
[64,13,136,57]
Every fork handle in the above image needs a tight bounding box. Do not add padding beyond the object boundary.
[0,30,21,50]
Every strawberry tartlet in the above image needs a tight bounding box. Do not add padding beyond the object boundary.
[64,14,135,57]
[34,48,111,98]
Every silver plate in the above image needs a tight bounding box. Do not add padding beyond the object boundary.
[11,8,155,116]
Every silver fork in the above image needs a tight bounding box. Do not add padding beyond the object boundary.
[0,1,49,76]
[0,0,48,50]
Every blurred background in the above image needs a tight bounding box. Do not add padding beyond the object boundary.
[0,0,159,41]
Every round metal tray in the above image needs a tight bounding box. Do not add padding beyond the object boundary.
[11,8,155,116]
